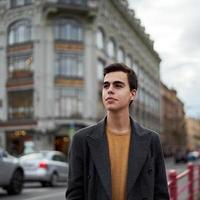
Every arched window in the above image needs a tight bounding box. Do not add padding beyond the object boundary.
[59,0,84,4]
[107,38,116,58]
[97,59,105,81]
[11,0,32,7]
[54,19,83,41]
[96,27,105,50]
[125,55,132,67]
[8,20,31,45]
[133,61,139,75]
[117,47,125,62]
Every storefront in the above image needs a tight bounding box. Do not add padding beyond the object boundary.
[6,130,34,156]
[54,123,86,156]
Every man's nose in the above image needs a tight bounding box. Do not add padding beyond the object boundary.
[107,85,114,94]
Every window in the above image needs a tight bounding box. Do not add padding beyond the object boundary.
[96,28,105,50]
[117,47,125,62]
[107,38,115,58]
[125,55,132,67]
[11,0,32,7]
[8,20,31,45]
[133,61,139,75]
[55,53,83,78]
[55,88,83,118]
[54,19,83,41]
[8,55,32,74]
[8,90,33,119]
[59,0,84,5]
[97,59,105,81]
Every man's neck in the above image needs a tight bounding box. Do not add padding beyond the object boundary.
[106,110,131,133]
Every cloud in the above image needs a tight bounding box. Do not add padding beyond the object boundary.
[129,0,200,117]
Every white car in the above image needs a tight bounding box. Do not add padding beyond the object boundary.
[0,148,24,194]
[20,151,68,187]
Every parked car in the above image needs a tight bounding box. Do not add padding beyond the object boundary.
[187,151,200,161]
[174,149,187,163]
[19,151,68,187]
[0,148,24,194]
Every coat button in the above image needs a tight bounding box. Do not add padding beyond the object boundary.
[148,168,153,175]
[88,175,91,179]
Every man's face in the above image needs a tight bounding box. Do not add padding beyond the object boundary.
[102,71,136,112]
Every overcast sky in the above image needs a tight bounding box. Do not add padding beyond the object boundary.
[129,0,200,118]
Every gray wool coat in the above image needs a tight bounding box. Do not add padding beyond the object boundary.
[65,117,170,200]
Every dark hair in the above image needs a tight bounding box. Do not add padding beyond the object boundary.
[103,63,138,91]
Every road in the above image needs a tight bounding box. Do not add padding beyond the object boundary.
[0,183,67,200]
[0,158,198,200]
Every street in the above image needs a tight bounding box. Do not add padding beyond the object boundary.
[0,158,197,200]
[0,183,67,200]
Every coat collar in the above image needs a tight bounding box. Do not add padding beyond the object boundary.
[86,116,151,199]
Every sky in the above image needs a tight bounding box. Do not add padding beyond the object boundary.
[128,0,200,118]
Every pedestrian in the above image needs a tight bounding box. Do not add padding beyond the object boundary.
[65,63,169,200]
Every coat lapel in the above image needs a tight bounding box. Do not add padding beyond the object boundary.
[127,119,152,197]
[86,118,112,200]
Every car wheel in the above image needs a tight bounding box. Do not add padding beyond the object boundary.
[50,173,58,187]
[6,169,24,195]
[41,181,49,187]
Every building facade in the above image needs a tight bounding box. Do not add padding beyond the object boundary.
[160,82,187,156]
[186,117,200,150]
[0,0,161,155]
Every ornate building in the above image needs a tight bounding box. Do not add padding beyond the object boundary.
[160,82,187,156]
[0,0,161,155]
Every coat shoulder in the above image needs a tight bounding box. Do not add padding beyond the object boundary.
[133,120,160,138]
[73,123,98,140]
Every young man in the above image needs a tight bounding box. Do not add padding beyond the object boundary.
[66,63,169,200]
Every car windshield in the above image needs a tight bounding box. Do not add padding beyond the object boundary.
[20,152,48,161]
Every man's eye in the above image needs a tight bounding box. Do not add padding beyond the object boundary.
[114,84,123,88]
[103,84,109,88]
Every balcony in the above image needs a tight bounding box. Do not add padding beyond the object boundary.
[8,107,34,120]
[42,0,99,18]
[9,70,33,79]
[6,70,34,90]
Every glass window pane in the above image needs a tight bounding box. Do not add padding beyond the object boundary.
[107,39,115,58]
[125,55,132,67]
[8,20,31,45]
[97,59,104,81]
[54,20,82,41]
[117,47,125,62]
[17,0,25,6]
[96,28,104,49]
[8,30,14,45]
[55,53,83,77]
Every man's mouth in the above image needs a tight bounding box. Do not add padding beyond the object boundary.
[105,97,117,101]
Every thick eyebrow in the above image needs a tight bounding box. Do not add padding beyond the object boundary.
[103,81,126,86]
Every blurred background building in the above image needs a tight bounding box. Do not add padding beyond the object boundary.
[160,82,187,157]
[0,0,162,155]
[186,117,200,151]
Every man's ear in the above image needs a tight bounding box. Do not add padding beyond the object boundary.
[130,89,137,101]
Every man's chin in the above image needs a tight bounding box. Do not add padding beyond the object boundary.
[106,106,119,112]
